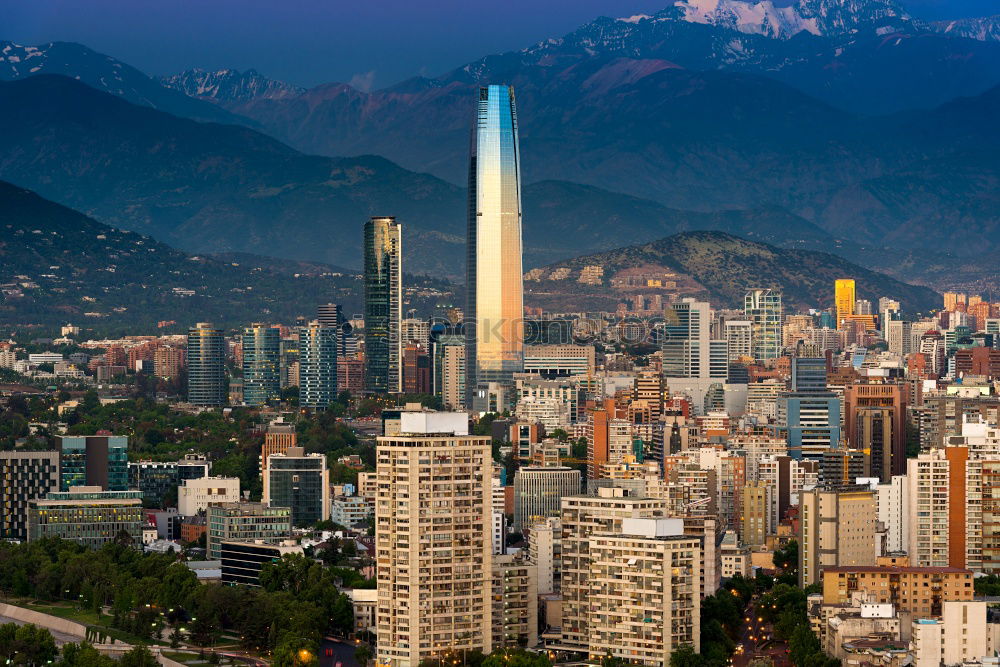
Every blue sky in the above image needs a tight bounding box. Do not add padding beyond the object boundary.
[1,0,993,89]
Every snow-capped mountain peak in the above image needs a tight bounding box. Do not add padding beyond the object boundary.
[618,0,917,40]
[159,68,303,105]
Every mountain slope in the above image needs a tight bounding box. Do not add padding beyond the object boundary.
[159,68,304,105]
[0,181,372,332]
[524,231,940,313]
[0,41,249,126]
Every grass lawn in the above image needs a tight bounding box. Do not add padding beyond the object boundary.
[162,651,238,666]
[6,598,163,646]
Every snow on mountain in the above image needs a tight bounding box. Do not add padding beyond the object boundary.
[932,15,1000,42]
[618,0,917,40]
[159,68,304,105]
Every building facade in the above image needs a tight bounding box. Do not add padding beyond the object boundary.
[298,321,338,409]
[187,322,225,406]
[263,447,329,527]
[28,487,144,548]
[364,216,402,394]
[205,501,292,560]
[242,323,281,406]
[0,451,59,540]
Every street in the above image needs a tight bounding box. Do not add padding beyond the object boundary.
[731,597,790,667]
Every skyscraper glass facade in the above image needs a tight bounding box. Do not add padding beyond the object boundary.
[242,323,281,406]
[298,322,338,409]
[364,217,402,393]
[59,435,129,492]
[744,288,783,360]
[466,84,524,403]
[188,322,225,406]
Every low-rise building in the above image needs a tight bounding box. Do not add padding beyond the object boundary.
[331,495,373,528]
[177,476,240,516]
[206,501,292,560]
[27,486,144,548]
[220,539,303,586]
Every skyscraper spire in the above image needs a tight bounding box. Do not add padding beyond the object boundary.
[466,84,524,408]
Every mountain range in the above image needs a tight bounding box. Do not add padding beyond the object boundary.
[0,0,998,289]
[0,180,936,331]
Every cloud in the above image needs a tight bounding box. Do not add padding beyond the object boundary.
[349,70,376,92]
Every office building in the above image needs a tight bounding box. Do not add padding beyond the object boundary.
[512,466,581,530]
[317,303,349,357]
[206,501,292,560]
[242,323,281,406]
[561,487,667,650]
[523,345,595,378]
[491,554,538,650]
[187,322,225,406]
[776,358,841,461]
[845,382,908,476]
[0,451,59,540]
[745,289,783,360]
[177,476,240,516]
[854,407,894,482]
[742,481,770,547]
[835,279,856,327]
[364,216,403,394]
[376,410,493,667]
[129,456,210,507]
[298,321,338,409]
[260,420,297,476]
[220,540,303,587]
[466,84,524,406]
[799,484,878,586]
[587,518,700,667]
[58,434,128,492]
[27,487,144,548]
[263,447,329,527]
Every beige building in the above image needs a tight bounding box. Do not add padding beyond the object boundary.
[800,484,878,586]
[357,471,378,501]
[587,518,701,667]
[491,554,538,649]
[822,562,974,618]
[529,517,561,595]
[719,530,751,579]
[741,481,770,547]
[375,411,493,667]
[560,487,667,649]
[177,476,241,516]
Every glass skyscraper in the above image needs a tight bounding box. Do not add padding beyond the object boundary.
[364,217,402,394]
[242,323,281,406]
[298,321,338,409]
[188,322,225,406]
[466,84,524,405]
[744,288,783,360]
[58,435,129,492]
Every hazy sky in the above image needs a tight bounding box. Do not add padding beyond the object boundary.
[1,0,993,90]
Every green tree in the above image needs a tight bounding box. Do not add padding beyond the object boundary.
[482,649,551,667]
[272,637,320,667]
[118,645,159,667]
[56,642,116,667]
[670,645,705,667]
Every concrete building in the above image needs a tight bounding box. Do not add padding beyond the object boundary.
[375,411,493,667]
[742,481,771,547]
[0,451,60,540]
[560,487,667,650]
[260,420,297,477]
[875,476,910,555]
[822,560,973,617]
[205,501,292,560]
[523,345,595,377]
[587,518,701,667]
[529,517,561,595]
[512,466,581,530]
[58,434,128,492]
[491,554,538,649]
[177,476,240,516]
[27,487,144,548]
[263,447,330,527]
[800,484,878,586]
[331,495,373,528]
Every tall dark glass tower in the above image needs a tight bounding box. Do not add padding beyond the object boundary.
[364,217,402,393]
[466,84,524,406]
[187,322,225,406]
[242,323,281,406]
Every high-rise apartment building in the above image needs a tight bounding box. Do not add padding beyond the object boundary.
[845,382,908,476]
[187,322,225,406]
[587,518,701,667]
[491,554,538,650]
[663,299,713,378]
[799,484,877,586]
[58,434,128,492]
[744,289,783,360]
[724,320,753,362]
[242,323,281,406]
[263,447,329,527]
[835,279,856,327]
[298,321,338,409]
[560,487,667,650]
[466,84,524,406]
[376,411,493,667]
[512,466,581,530]
[364,216,402,394]
[0,451,59,540]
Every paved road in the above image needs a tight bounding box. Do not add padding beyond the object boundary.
[319,638,362,667]
[731,598,791,667]
[0,614,82,645]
